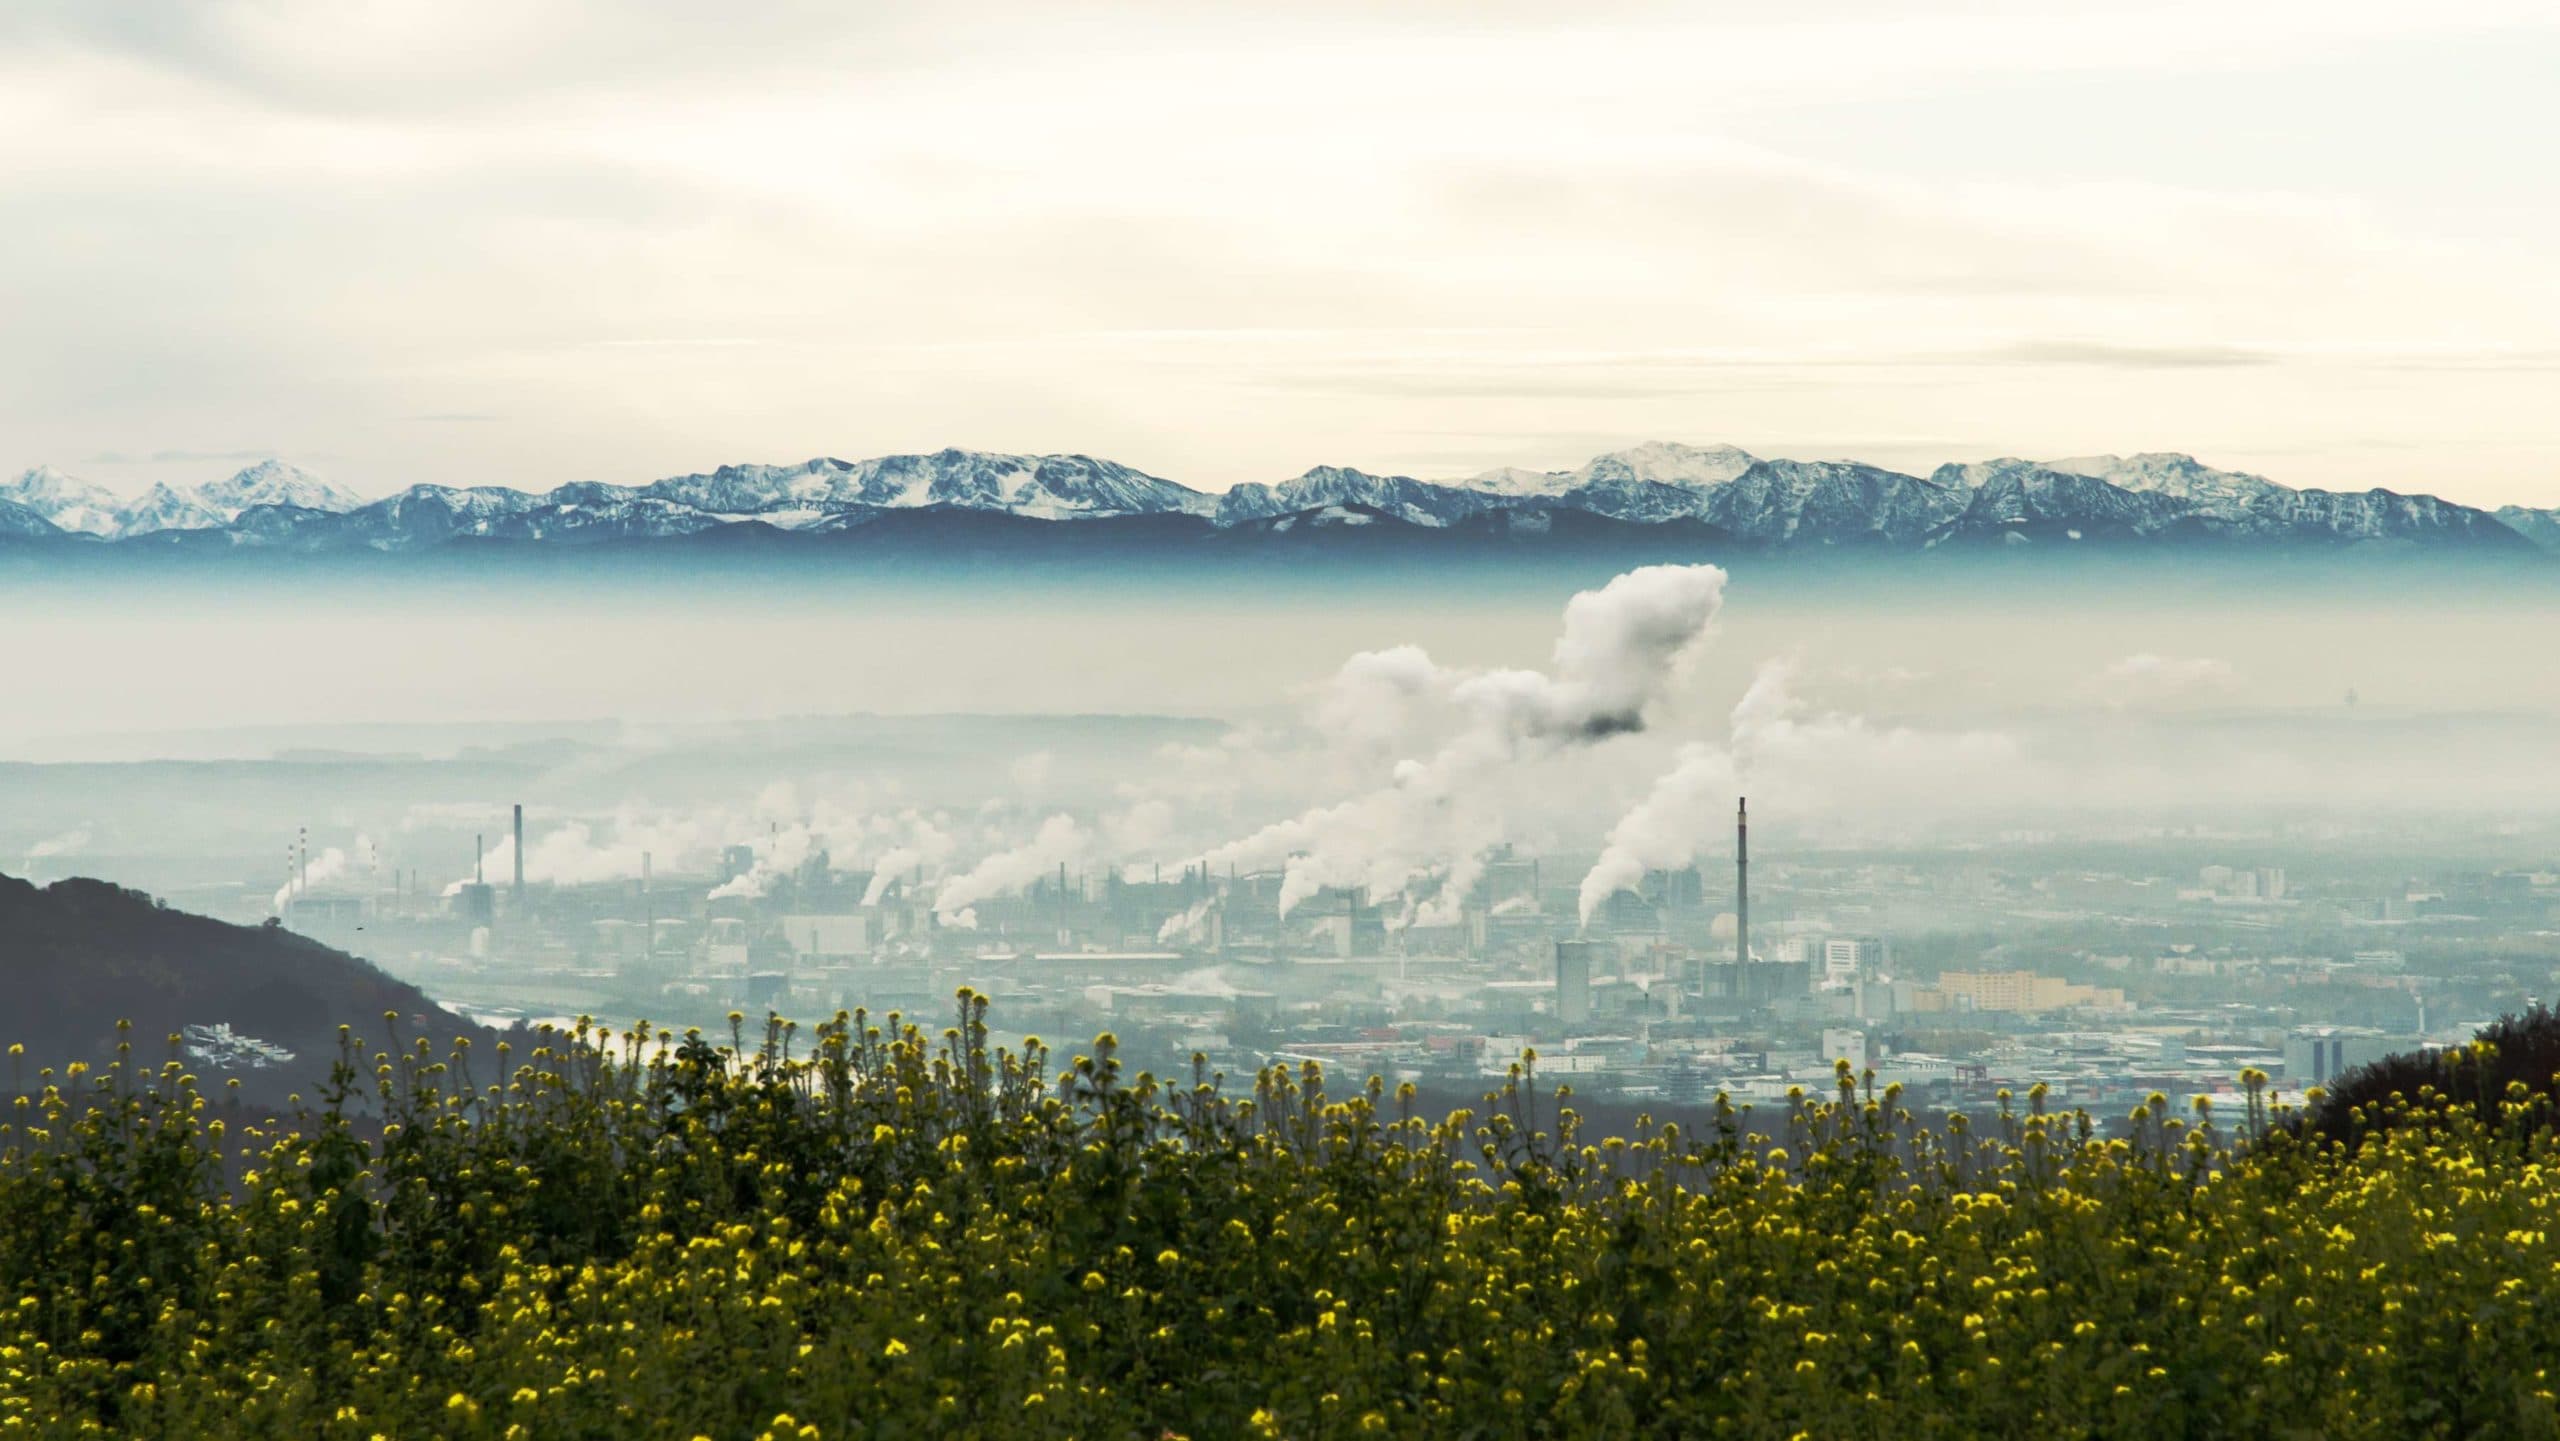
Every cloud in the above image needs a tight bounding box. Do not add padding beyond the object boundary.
[1992,340,2276,370]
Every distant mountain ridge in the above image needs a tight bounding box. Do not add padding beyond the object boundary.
[4,444,2553,556]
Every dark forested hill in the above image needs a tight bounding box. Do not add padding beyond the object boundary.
[0,872,485,1093]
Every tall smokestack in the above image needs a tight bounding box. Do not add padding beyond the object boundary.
[475,833,484,886]
[512,803,525,900]
[642,851,654,961]
[1735,797,1749,965]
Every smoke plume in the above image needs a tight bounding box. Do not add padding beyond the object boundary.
[21,827,91,869]
[934,813,1089,919]
[1577,743,1738,925]
[1575,658,2021,922]
[1199,564,1727,920]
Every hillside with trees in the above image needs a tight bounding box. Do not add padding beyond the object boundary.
[0,872,485,1095]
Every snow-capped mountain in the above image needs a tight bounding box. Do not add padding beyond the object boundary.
[0,466,122,535]
[193,460,366,521]
[9,458,374,539]
[2495,506,2560,552]
[1927,459,2186,543]
[111,481,231,538]
[0,497,65,539]
[1572,440,1760,490]
[3,441,2544,556]
[1707,459,1967,545]
[303,485,544,549]
[2040,452,2514,545]
[1448,441,1761,522]
[1214,466,1503,528]
[1469,441,1758,499]
[2044,452,2284,511]
[644,449,1207,520]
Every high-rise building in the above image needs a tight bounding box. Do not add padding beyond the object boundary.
[1824,936,1884,981]
[1555,940,1596,1027]
[2283,1028,2391,1086]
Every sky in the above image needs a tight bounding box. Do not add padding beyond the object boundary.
[4,0,2558,507]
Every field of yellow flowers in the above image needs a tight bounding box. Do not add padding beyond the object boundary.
[6,993,2560,1439]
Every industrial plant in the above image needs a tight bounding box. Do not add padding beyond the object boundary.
[247,785,2552,1130]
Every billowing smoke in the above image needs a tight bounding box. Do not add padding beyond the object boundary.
[455,811,716,895]
[934,813,1089,920]
[1577,743,1738,925]
[1166,965,1245,998]
[274,844,357,913]
[862,811,958,905]
[1725,661,2019,810]
[1199,564,1727,920]
[707,823,822,901]
[1575,658,2020,923]
[1157,897,1217,946]
[21,827,91,869]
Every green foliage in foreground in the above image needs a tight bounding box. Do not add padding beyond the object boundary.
[5,1001,2560,1440]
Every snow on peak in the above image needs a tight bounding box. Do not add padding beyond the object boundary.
[1464,441,1759,497]
[0,465,123,535]
[646,449,1207,519]
[196,459,368,520]
[2042,452,2282,509]
[1572,441,1758,489]
[112,482,230,537]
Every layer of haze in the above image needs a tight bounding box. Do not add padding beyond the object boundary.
[5,1,2560,505]
[7,560,2557,775]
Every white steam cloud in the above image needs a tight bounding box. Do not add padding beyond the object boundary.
[21,828,92,869]
[707,823,822,901]
[1157,897,1218,946]
[934,813,1089,920]
[1576,659,2021,923]
[862,811,958,906]
[1577,743,1739,925]
[275,844,357,914]
[1200,564,1728,921]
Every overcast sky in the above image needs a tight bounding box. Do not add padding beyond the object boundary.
[5,0,2558,505]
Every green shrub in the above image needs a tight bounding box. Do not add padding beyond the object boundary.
[3,999,2559,1438]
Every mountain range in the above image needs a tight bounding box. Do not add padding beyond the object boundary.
[4,444,2553,556]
